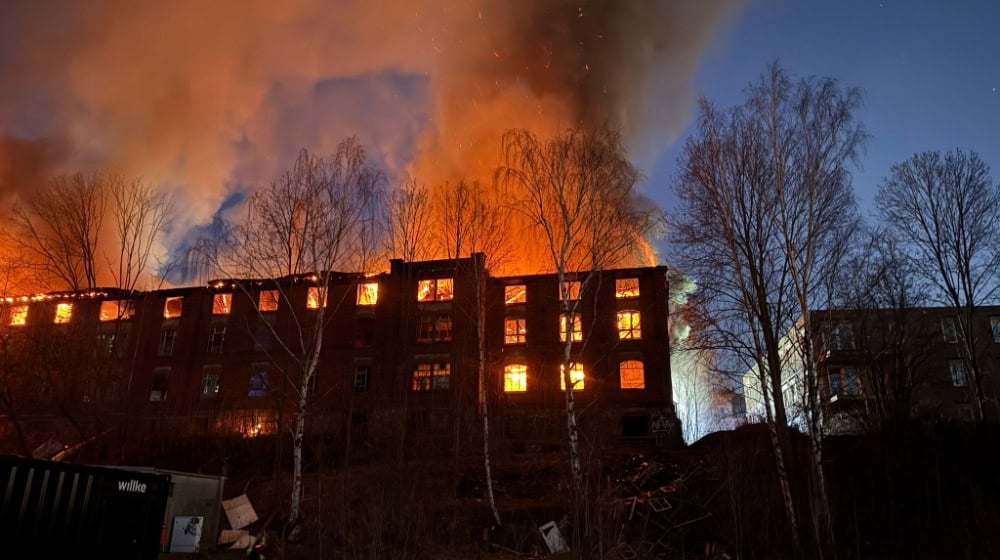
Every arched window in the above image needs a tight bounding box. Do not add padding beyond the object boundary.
[619,360,645,389]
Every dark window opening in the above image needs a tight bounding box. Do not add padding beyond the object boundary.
[622,415,649,439]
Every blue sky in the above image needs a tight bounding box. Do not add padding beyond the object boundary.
[648,0,999,227]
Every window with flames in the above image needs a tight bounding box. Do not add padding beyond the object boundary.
[559,363,585,391]
[616,310,641,340]
[504,317,526,345]
[619,360,645,389]
[417,278,454,302]
[412,362,451,391]
[163,296,183,319]
[357,282,379,306]
[560,313,582,342]
[503,364,528,393]
[212,293,232,315]
[307,287,327,310]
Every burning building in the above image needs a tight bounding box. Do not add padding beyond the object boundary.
[0,253,679,460]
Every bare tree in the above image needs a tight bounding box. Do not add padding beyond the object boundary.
[673,63,865,557]
[7,173,105,291]
[204,140,384,536]
[497,125,661,554]
[833,230,934,432]
[107,176,176,293]
[383,179,433,263]
[875,149,1000,420]
[432,179,515,526]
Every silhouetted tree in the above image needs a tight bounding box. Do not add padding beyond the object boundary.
[673,63,865,557]
[876,149,1000,420]
[498,125,661,556]
[202,140,384,536]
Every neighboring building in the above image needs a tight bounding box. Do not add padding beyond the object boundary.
[0,254,679,458]
[743,307,1000,433]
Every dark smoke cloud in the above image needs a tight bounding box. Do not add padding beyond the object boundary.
[0,0,741,251]
[413,0,742,180]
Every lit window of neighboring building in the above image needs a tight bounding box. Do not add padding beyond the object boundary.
[504,364,528,392]
[941,317,958,343]
[829,366,861,396]
[54,302,73,324]
[417,278,454,302]
[617,310,641,340]
[559,363,585,391]
[619,360,645,389]
[412,362,450,391]
[212,293,232,315]
[560,313,582,342]
[307,287,327,309]
[100,300,135,321]
[8,304,27,326]
[505,317,527,345]
[357,282,379,306]
[505,284,526,305]
[163,296,183,319]
[248,367,269,398]
[615,278,640,299]
[949,360,967,387]
[201,367,220,399]
[258,290,279,312]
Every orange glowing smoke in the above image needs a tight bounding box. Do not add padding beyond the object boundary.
[0,0,740,278]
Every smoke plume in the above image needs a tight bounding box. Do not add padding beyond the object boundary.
[0,0,740,255]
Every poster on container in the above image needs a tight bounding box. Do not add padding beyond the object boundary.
[170,516,204,552]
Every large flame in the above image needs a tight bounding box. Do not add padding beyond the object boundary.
[0,0,741,285]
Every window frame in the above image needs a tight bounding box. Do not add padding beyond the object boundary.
[200,367,221,399]
[941,317,958,344]
[54,302,73,324]
[559,362,585,391]
[8,304,28,326]
[616,310,642,340]
[560,313,583,342]
[163,296,184,319]
[357,282,379,306]
[100,299,135,321]
[504,317,527,345]
[503,364,528,393]
[504,284,527,305]
[828,366,861,396]
[307,286,328,310]
[212,293,233,315]
[258,290,280,312]
[619,360,646,390]
[353,366,370,393]
[412,362,451,391]
[158,327,178,357]
[248,367,269,398]
[417,278,454,302]
[615,278,640,299]
[207,325,226,354]
[949,359,967,387]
